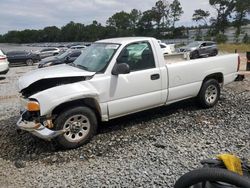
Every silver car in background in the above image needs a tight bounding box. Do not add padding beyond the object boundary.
[179,41,218,59]
[35,47,61,59]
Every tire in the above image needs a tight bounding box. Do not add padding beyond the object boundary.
[191,51,199,59]
[210,49,218,57]
[197,79,220,108]
[54,106,98,149]
[174,168,250,188]
[26,59,34,66]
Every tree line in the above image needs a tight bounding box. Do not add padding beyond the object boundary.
[0,0,249,44]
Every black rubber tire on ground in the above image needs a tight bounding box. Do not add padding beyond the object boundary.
[26,59,34,66]
[197,79,220,108]
[54,106,98,149]
[210,49,218,57]
[191,51,199,59]
[174,168,250,188]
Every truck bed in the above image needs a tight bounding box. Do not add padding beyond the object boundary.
[164,53,189,64]
[165,54,239,103]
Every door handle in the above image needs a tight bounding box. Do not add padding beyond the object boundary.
[151,74,160,80]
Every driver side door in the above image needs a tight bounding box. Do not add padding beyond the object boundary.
[108,41,163,119]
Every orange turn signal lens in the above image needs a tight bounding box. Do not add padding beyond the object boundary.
[27,101,40,111]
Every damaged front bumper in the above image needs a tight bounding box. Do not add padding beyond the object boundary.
[16,111,66,141]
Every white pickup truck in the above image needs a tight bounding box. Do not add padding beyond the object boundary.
[17,37,240,149]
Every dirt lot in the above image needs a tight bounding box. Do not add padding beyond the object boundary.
[0,55,249,187]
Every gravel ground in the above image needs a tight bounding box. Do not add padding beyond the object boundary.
[0,64,249,187]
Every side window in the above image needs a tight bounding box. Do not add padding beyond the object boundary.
[200,43,206,47]
[117,42,155,71]
[207,42,214,46]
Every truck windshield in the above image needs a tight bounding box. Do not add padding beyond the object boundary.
[72,43,120,72]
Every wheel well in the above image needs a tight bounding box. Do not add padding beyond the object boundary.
[203,73,223,84]
[52,98,101,121]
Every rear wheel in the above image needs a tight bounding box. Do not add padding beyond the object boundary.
[210,49,218,56]
[54,106,98,149]
[26,59,34,66]
[197,79,220,108]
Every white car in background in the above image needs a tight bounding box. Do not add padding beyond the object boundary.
[36,47,61,59]
[70,45,87,50]
[0,50,9,75]
[159,43,175,55]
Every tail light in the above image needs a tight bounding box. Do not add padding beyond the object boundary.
[237,55,240,72]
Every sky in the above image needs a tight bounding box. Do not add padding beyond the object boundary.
[0,0,216,34]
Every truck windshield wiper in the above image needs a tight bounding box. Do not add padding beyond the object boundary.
[68,63,89,71]
[76,64,89,71]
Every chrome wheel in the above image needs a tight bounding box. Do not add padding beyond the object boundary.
[63,114,90,142]
[205,85,218,104]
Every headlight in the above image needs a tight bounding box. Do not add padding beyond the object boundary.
[27,101,40,111]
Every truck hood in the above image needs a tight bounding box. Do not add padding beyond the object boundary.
[18,64,95,92]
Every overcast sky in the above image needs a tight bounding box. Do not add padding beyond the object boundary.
[0,0,216,34]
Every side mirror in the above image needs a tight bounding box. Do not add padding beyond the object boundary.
[65,56,70,62]
[112,63,130,75]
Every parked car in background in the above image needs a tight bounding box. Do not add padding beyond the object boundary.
[0,50,9,75]
[70,45,87,50]
[160,43,175,55]
[6,51,40,66]
[179,41,218,59]
[38,49,82,68]
[36,48,61,59]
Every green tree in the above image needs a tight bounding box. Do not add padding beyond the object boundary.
[84,20,106,41]
[129,9,142,30]
[151,0,167,30]
[209,0,236,34]
[234,0,250,39]
[192,9,210,25]
[42,26,61,42]
[242,33,250,44]
[138,10,154,30]
[137,10,155,36]
[215,33,228,43]
[106,11,131,30]
[60,21,83,41]
[169,0,184,27]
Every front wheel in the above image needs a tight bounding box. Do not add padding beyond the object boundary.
[197,79,220,108]
[26,59,34,66]
[54,106,98,149]
[191,51,199,59]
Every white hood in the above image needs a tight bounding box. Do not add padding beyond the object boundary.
[18,64,95,91]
